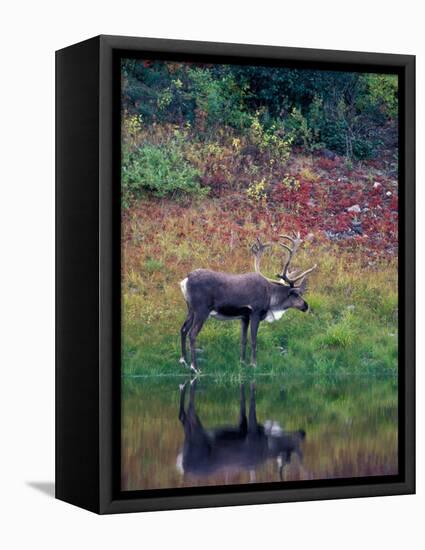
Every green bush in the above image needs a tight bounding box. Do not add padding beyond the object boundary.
[187,68,250,132]
[121,59,398,161]
[122,142,203,204]
[287,100,323,153]
[359,74,398,120]
[249,112,293,162]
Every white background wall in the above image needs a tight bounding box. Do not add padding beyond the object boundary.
[0,1,422,548]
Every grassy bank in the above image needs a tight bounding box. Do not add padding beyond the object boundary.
[122,195,398,377]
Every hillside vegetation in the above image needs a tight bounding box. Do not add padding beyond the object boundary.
[121,60,398,376]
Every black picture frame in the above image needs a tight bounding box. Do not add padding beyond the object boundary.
[56,35,415,514]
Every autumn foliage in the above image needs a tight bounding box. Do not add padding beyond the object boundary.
[120,60,399,376]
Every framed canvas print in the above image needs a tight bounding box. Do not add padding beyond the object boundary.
[56,35,415,514]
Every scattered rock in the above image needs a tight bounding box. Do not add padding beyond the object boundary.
[373,181,381,189]
[347,204,361,213]
[325,229,362,241]
[351,219,363,235]
[386,191,392,197]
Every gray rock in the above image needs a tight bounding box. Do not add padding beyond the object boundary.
[347,204,361,213]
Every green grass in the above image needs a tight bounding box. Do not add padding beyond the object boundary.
[122,287,398,377]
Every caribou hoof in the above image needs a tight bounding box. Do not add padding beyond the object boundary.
[190,364,201,375]
[179,357,189,369]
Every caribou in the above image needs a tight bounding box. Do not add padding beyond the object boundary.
[177,379,306,482]
[179,232,317,373]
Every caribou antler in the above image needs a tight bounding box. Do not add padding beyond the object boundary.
[278,232,317,287]
[250,237,271,273]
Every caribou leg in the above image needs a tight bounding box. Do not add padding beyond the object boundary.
[240,317,249,363]
[238,383,248,435]
[250,314,261,367]
[182,378,204,436]
[248,382,259,434]
[178,381,188,424]
[189,311,208,373]
[180,310,194,366]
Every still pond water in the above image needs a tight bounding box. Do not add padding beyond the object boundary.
[121,374,398,491]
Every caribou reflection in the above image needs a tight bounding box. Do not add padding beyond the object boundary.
[177,379,306,482]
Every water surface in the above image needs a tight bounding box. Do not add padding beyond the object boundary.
[121,373,398,491]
